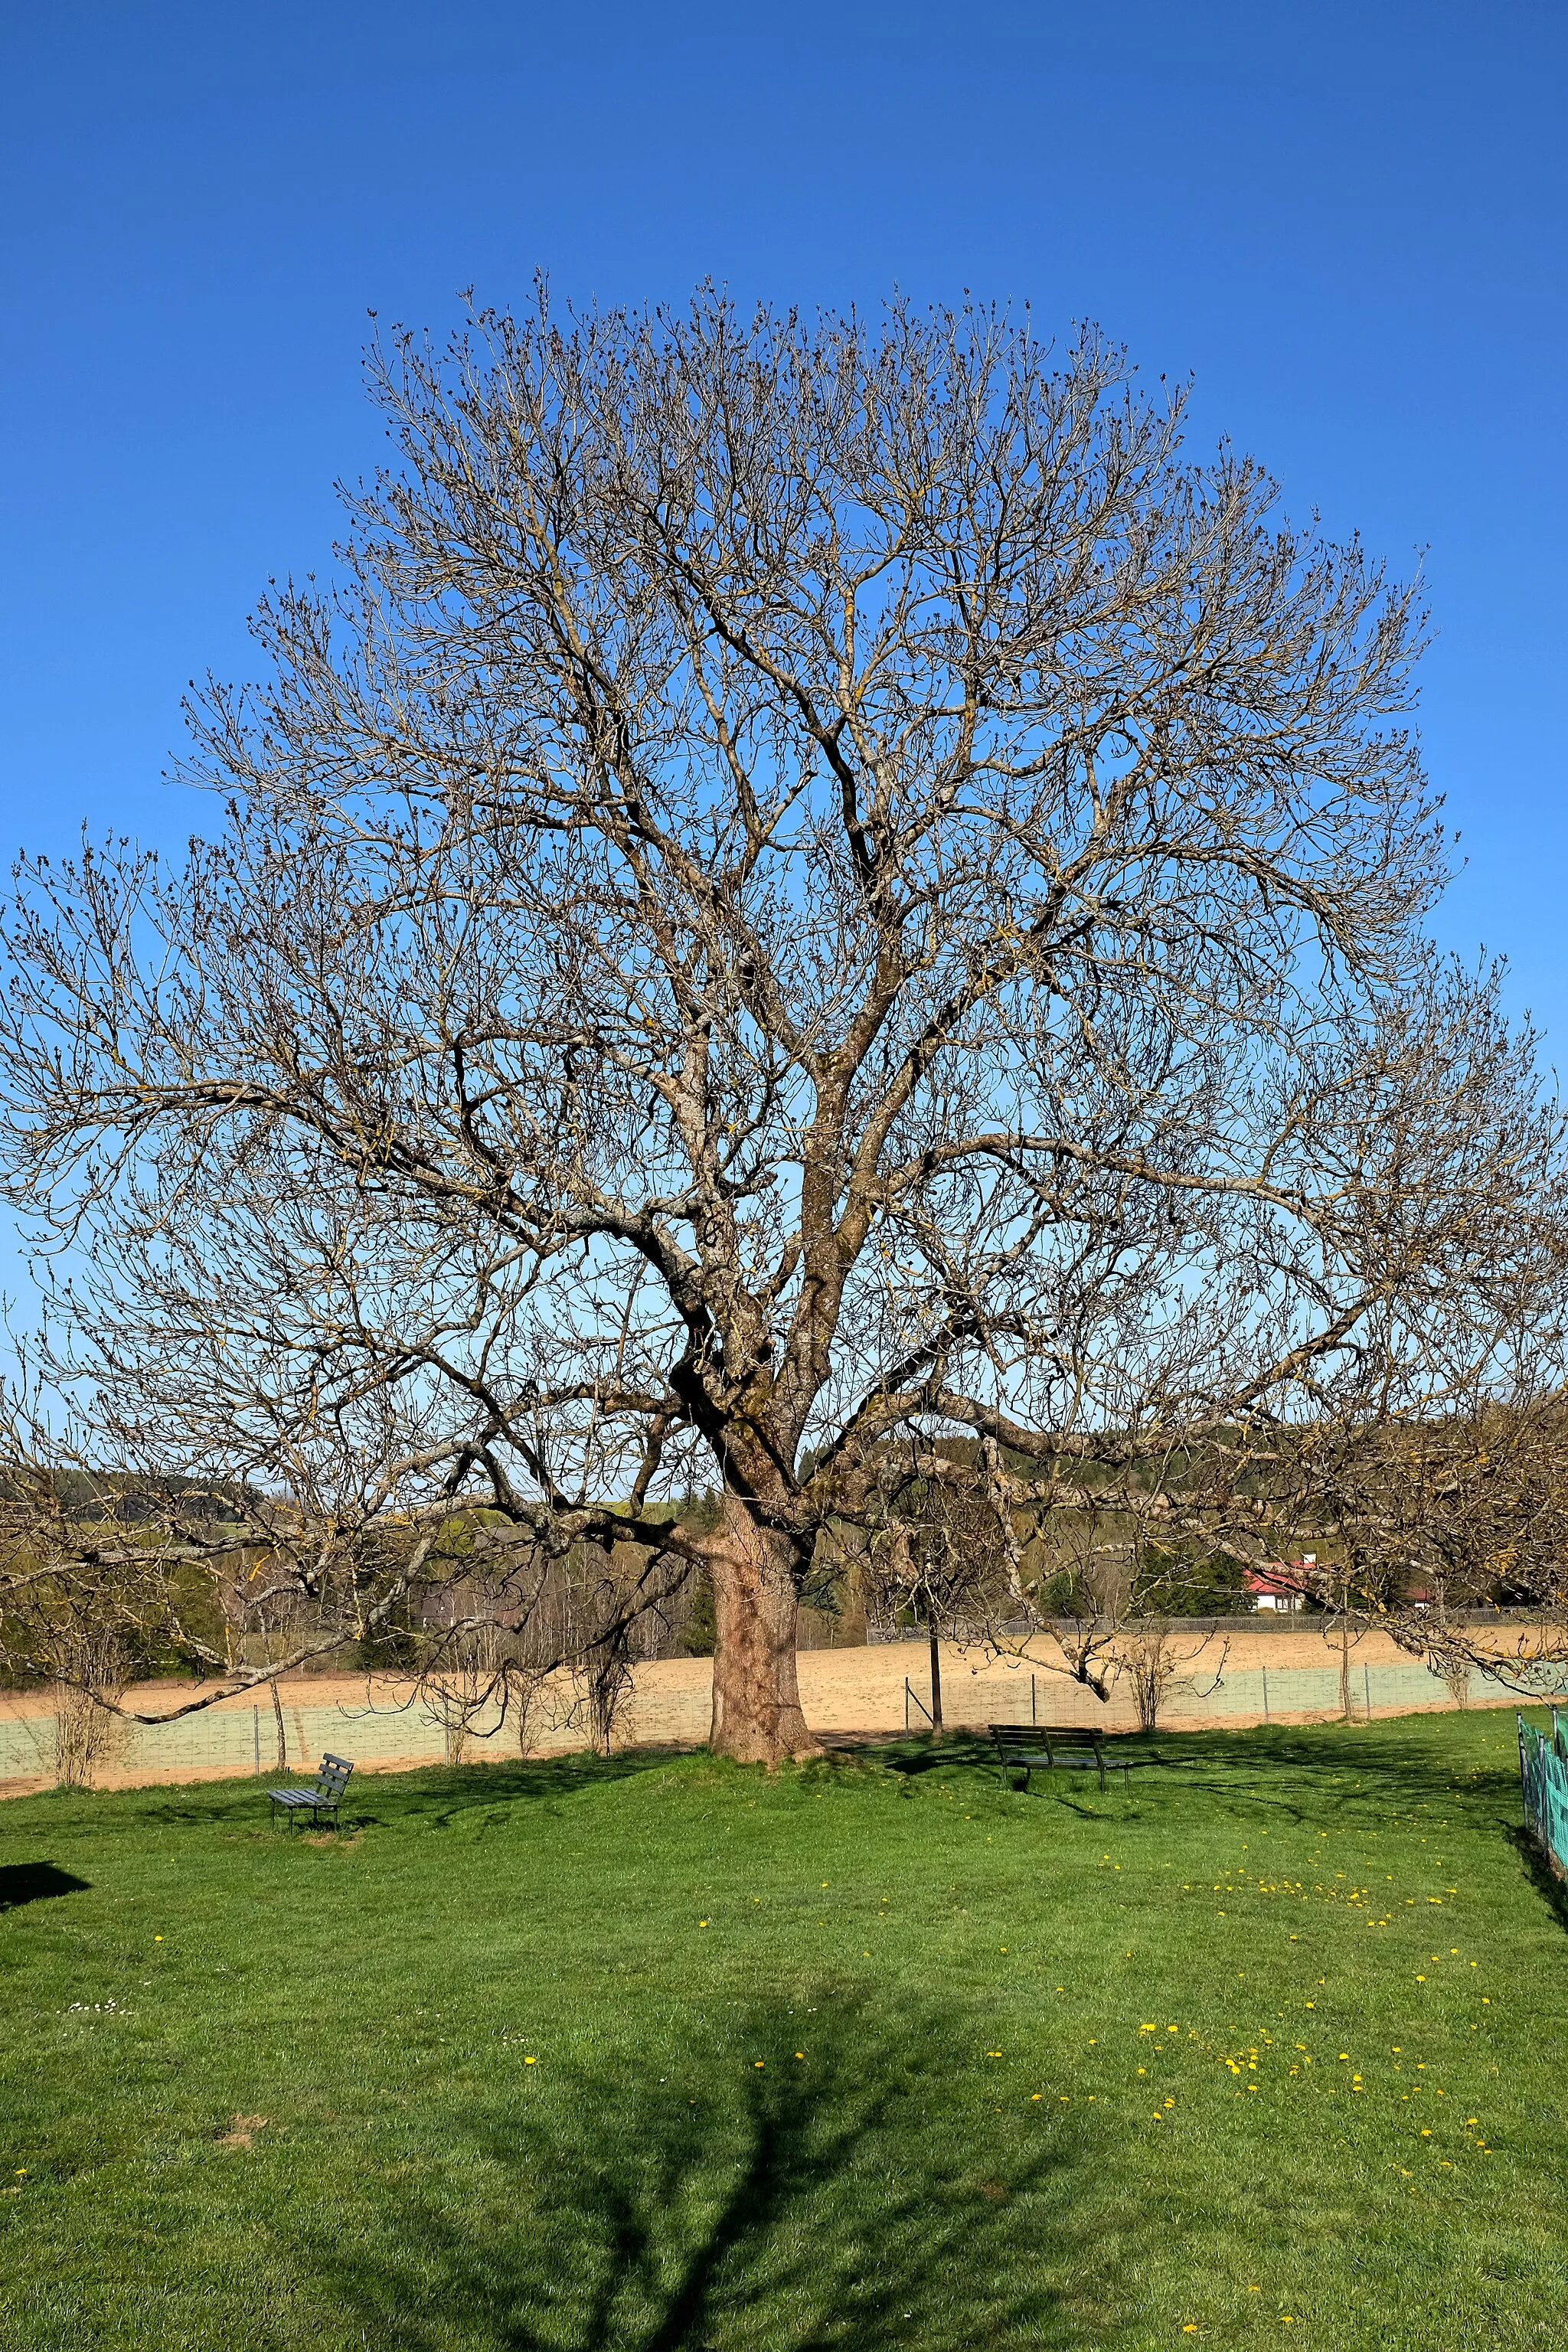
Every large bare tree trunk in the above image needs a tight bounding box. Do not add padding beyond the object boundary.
[707,1499,820,1764]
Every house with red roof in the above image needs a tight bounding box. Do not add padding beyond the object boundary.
[1244,1558,1315,1612]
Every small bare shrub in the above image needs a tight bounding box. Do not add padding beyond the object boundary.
[52,1624,131,1787]
[587,1635,635,1756]
[1114,1621,1180,1733]
[1437,1662,1473,1710]
[1113,1621,1229,1733]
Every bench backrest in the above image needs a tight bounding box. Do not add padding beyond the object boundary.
[313,1753,354,1801]
[990,1722,1104,1755]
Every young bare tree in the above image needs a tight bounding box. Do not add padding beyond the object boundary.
[3,290,1565,1763]
[860,1436,1021,1733]
[1250,1393,1568,1685]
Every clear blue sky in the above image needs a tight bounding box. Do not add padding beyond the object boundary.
[2,0,1565,1044]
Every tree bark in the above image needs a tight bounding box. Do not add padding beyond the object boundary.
[707,1498,821,1764]
[928,1619,945,1738]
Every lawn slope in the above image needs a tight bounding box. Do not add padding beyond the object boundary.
[0,1713,1563,2350]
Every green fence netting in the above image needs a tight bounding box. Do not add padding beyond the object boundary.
[1518,1710,1568,1878]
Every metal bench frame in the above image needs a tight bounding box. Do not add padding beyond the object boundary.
[267,1752,354,1831]
[989,1722,1126,1794]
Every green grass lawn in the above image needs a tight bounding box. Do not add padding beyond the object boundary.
[1,1712,1564,2350]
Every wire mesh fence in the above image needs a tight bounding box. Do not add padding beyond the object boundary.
[4,1649,1566,1790]
[0,1686,513,1786]
[936,1657,1568,1730]
[1518,1710,1568,1878]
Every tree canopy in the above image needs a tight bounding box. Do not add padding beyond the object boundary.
[4,291,1564,1756]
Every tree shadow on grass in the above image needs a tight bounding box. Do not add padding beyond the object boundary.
[880,1733,995,1779]
[0,1860,91,1909]
[121,1718,1529,1850]
[314,1997,1104,2352]
[131,1749,677,1834]
[1160,1720,1527,1818]
[1504,1822,1568,1932]
[880,1719,1530,1838]
[348,1749,681,1833]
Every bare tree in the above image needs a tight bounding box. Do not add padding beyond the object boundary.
[0,1427,191,1773]
[861,1437,1020,1733]
[1247,1395,1568,1685]
[3,290,1565,1765]
[1114,1622,1181,1736]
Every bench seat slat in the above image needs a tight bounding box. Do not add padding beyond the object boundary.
[266,1753,354,1830]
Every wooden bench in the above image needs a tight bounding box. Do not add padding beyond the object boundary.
[268,1753,354,1831]
[989,1723,1125,1793]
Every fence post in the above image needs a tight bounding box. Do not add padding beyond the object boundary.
[1031,1674,1037,1724]
[1261,1666,1269,1723]
[1364,1662,1372,1720]
[253,1707,260,1776]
